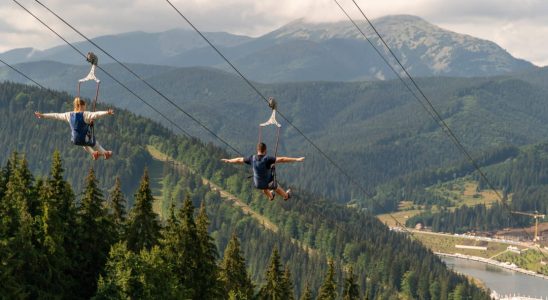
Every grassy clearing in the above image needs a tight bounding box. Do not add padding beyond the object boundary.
[428,178,504,209]
[412,232,508,258]
[146,145,171,219]
[377,209,423,227]
[377,201,425,227]
[377,180,505,227]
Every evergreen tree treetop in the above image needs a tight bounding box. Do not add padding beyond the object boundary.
[300,282,313,300]
[281,264,295,300]
[220,232,254,299]
[260,247,284,300]
[108,177,126,228]
[126,168,161,252]
[317,258,337,300]
[195,199,222,299]
[342,266,360,300]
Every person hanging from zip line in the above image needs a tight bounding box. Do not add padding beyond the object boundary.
[222,142,305,200]
[34,97,114,160]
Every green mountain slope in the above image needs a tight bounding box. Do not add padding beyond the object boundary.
[400,142,548,237]
[3,64,548,207]
[0,81,490,298]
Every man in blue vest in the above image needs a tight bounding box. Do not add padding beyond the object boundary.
[222,142,304,200]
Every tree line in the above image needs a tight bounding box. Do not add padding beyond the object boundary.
[1,152,370,299]
[1,82,490,298]
[406,143,548,233]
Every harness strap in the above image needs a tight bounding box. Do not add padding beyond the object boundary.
[77,53,101,141]
[270,126,281,190]
[257,98,282,190]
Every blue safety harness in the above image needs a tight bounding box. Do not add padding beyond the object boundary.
[71,52,100,148]
[69,112,96,147]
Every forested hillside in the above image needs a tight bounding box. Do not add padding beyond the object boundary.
[0,82,491,298]
[3,64,548,208]
[406,142,548,233]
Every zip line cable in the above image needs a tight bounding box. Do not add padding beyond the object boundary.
[331,0,443,133]
[0,58,47,90]
[1,56,397,248]
[164,0,415,231]
[11,0,203,147]
[337,0,546,247]
[34,0,381,210]
[32,0,242,157]
[13,0,545,257]
[344,0,504,201]
[13,0,428,233]
[37,0,409,233]
[165,0,378,198]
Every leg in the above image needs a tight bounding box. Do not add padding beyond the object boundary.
[262,189,274,200]
[82,146,94,155]
[94,141,112,159]
[274,186,291,200]
[82,146,99,160]
[93,141,106,155]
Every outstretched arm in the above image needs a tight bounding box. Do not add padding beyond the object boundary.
[221,157,245,164]
[35,112,69,122]
[276,156,305,163]
[85,109,114,123]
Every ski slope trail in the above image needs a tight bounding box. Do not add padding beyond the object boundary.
[147,145,317,256]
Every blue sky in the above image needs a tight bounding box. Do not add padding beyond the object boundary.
[1,0,547,66]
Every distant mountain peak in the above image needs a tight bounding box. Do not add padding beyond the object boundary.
[0,14,535,81]
[270,14,440,42]
[375,14,429,23]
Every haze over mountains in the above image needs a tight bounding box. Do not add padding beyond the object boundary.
[3,59,548,204]
[1,15,536,82]
[1,14,546,203]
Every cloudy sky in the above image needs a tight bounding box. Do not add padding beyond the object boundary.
[1,0,547,66]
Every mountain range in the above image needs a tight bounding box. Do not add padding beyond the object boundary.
[0,80,491,299]
[2,60,548,205]
[1,15,536,82]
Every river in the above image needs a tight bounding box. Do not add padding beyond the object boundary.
[442,256,548,298]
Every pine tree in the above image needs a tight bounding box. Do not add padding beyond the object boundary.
[108,177,126,237]
[19,156,39,216]
[42,151,73,255]
[126,169,161,252]
[0,153,21,240]
[75,168,116,299]
[429,280,441,300]
[38,151,76,296]
[452,284,466,300]
[317,259,337,300]
[219,233,254,299]
[401,270,418,300]
[342,266,360,300]
[0,157,13,200]
[195,200,222,299]
[161,195,200,297]
[95,242,185,299]
[1,153,49,298]
[259,247,284,299]
[280,265,295,300]
[300,282,313,300]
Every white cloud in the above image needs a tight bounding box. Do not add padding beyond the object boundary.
[0,0,547,65]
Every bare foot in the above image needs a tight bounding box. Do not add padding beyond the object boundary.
[91,151,99,160]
